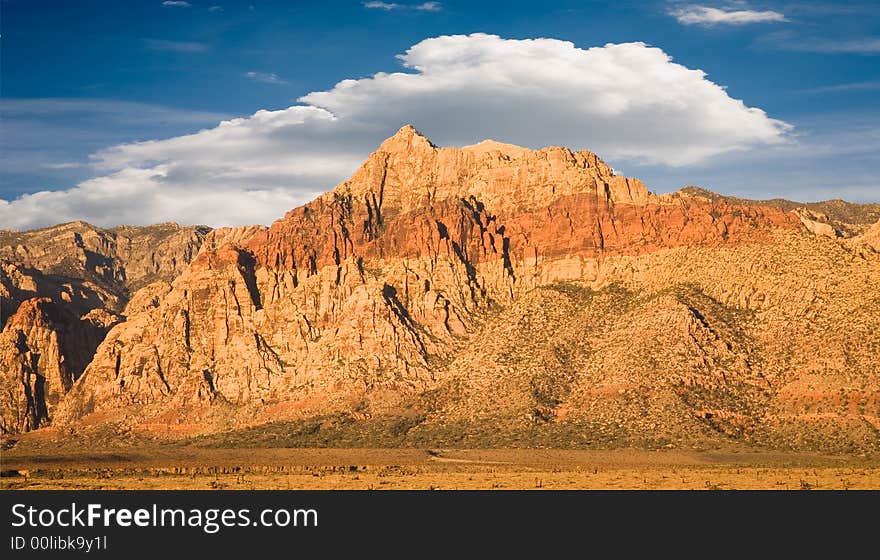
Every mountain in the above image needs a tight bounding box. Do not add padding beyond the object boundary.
[678,186,880,238]
[0,222,211,433]
[2,126,879,452]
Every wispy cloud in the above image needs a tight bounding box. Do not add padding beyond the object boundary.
[161,1,191,7]
[794,37,880,54]
[143,39,210,53]
[415,1,442,10]
[669,4,788,25]
[363,1,442,12]
[758,31,880,54]
[800,80,880,94]
[1,98,229,124]
[364,1,399,8]
[631,110,880,203]
[208,5,223,12]
[245,71,288,84]
[41,162,88,170]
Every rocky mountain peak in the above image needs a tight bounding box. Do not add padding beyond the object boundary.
[461,139,530,158]
[377,124,436,153]
[7,297,55,329]
[329,126,650,214]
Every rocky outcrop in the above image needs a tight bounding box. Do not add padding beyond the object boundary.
[0,223,210,434]
[1,259,126,434]
[860,219,880,251]
[200,226,268,253]
[1,261,122,330]
[0,221,210,300]
[679,186,880,237]
[794,208,839,239]
[0,298,120,434]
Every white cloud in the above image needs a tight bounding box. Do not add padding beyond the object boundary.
[670,4,788,25]
[208,6,223,13]
[161,1,191,7]
[244,71,288,84]
[364,1,400,8]
[0,34,791,230]
[364,1,442,11]
[0,167,305,230]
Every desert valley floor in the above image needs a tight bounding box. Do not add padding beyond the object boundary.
[3,432,879,490]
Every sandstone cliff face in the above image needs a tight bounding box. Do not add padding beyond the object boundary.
[0,221,210,301]
[0,223,210,434]
[0,298,120,433]
[860,219,880,251]
[0,261,122,331]
[795,208,839,239]
[107,223,210,292]
[200,225,268,253]
[1,262,41,330]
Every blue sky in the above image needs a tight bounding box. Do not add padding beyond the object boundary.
[2,0,879,228]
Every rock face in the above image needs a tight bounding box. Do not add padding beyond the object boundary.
[861,219,880,251]
[795,208,839,238]
[0,221,210,303]
[0,223,210,434]
[200,226,268,253]
[7,126,880,452]
[1,260,123,331]
[0,298,120,433]
[679,186,880,237]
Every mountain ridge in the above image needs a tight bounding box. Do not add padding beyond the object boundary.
[2,126,878,453]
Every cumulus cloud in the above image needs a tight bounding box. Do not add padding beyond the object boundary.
[670,4,788,25]
[244,71,288,84]
[0,33,791,230]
